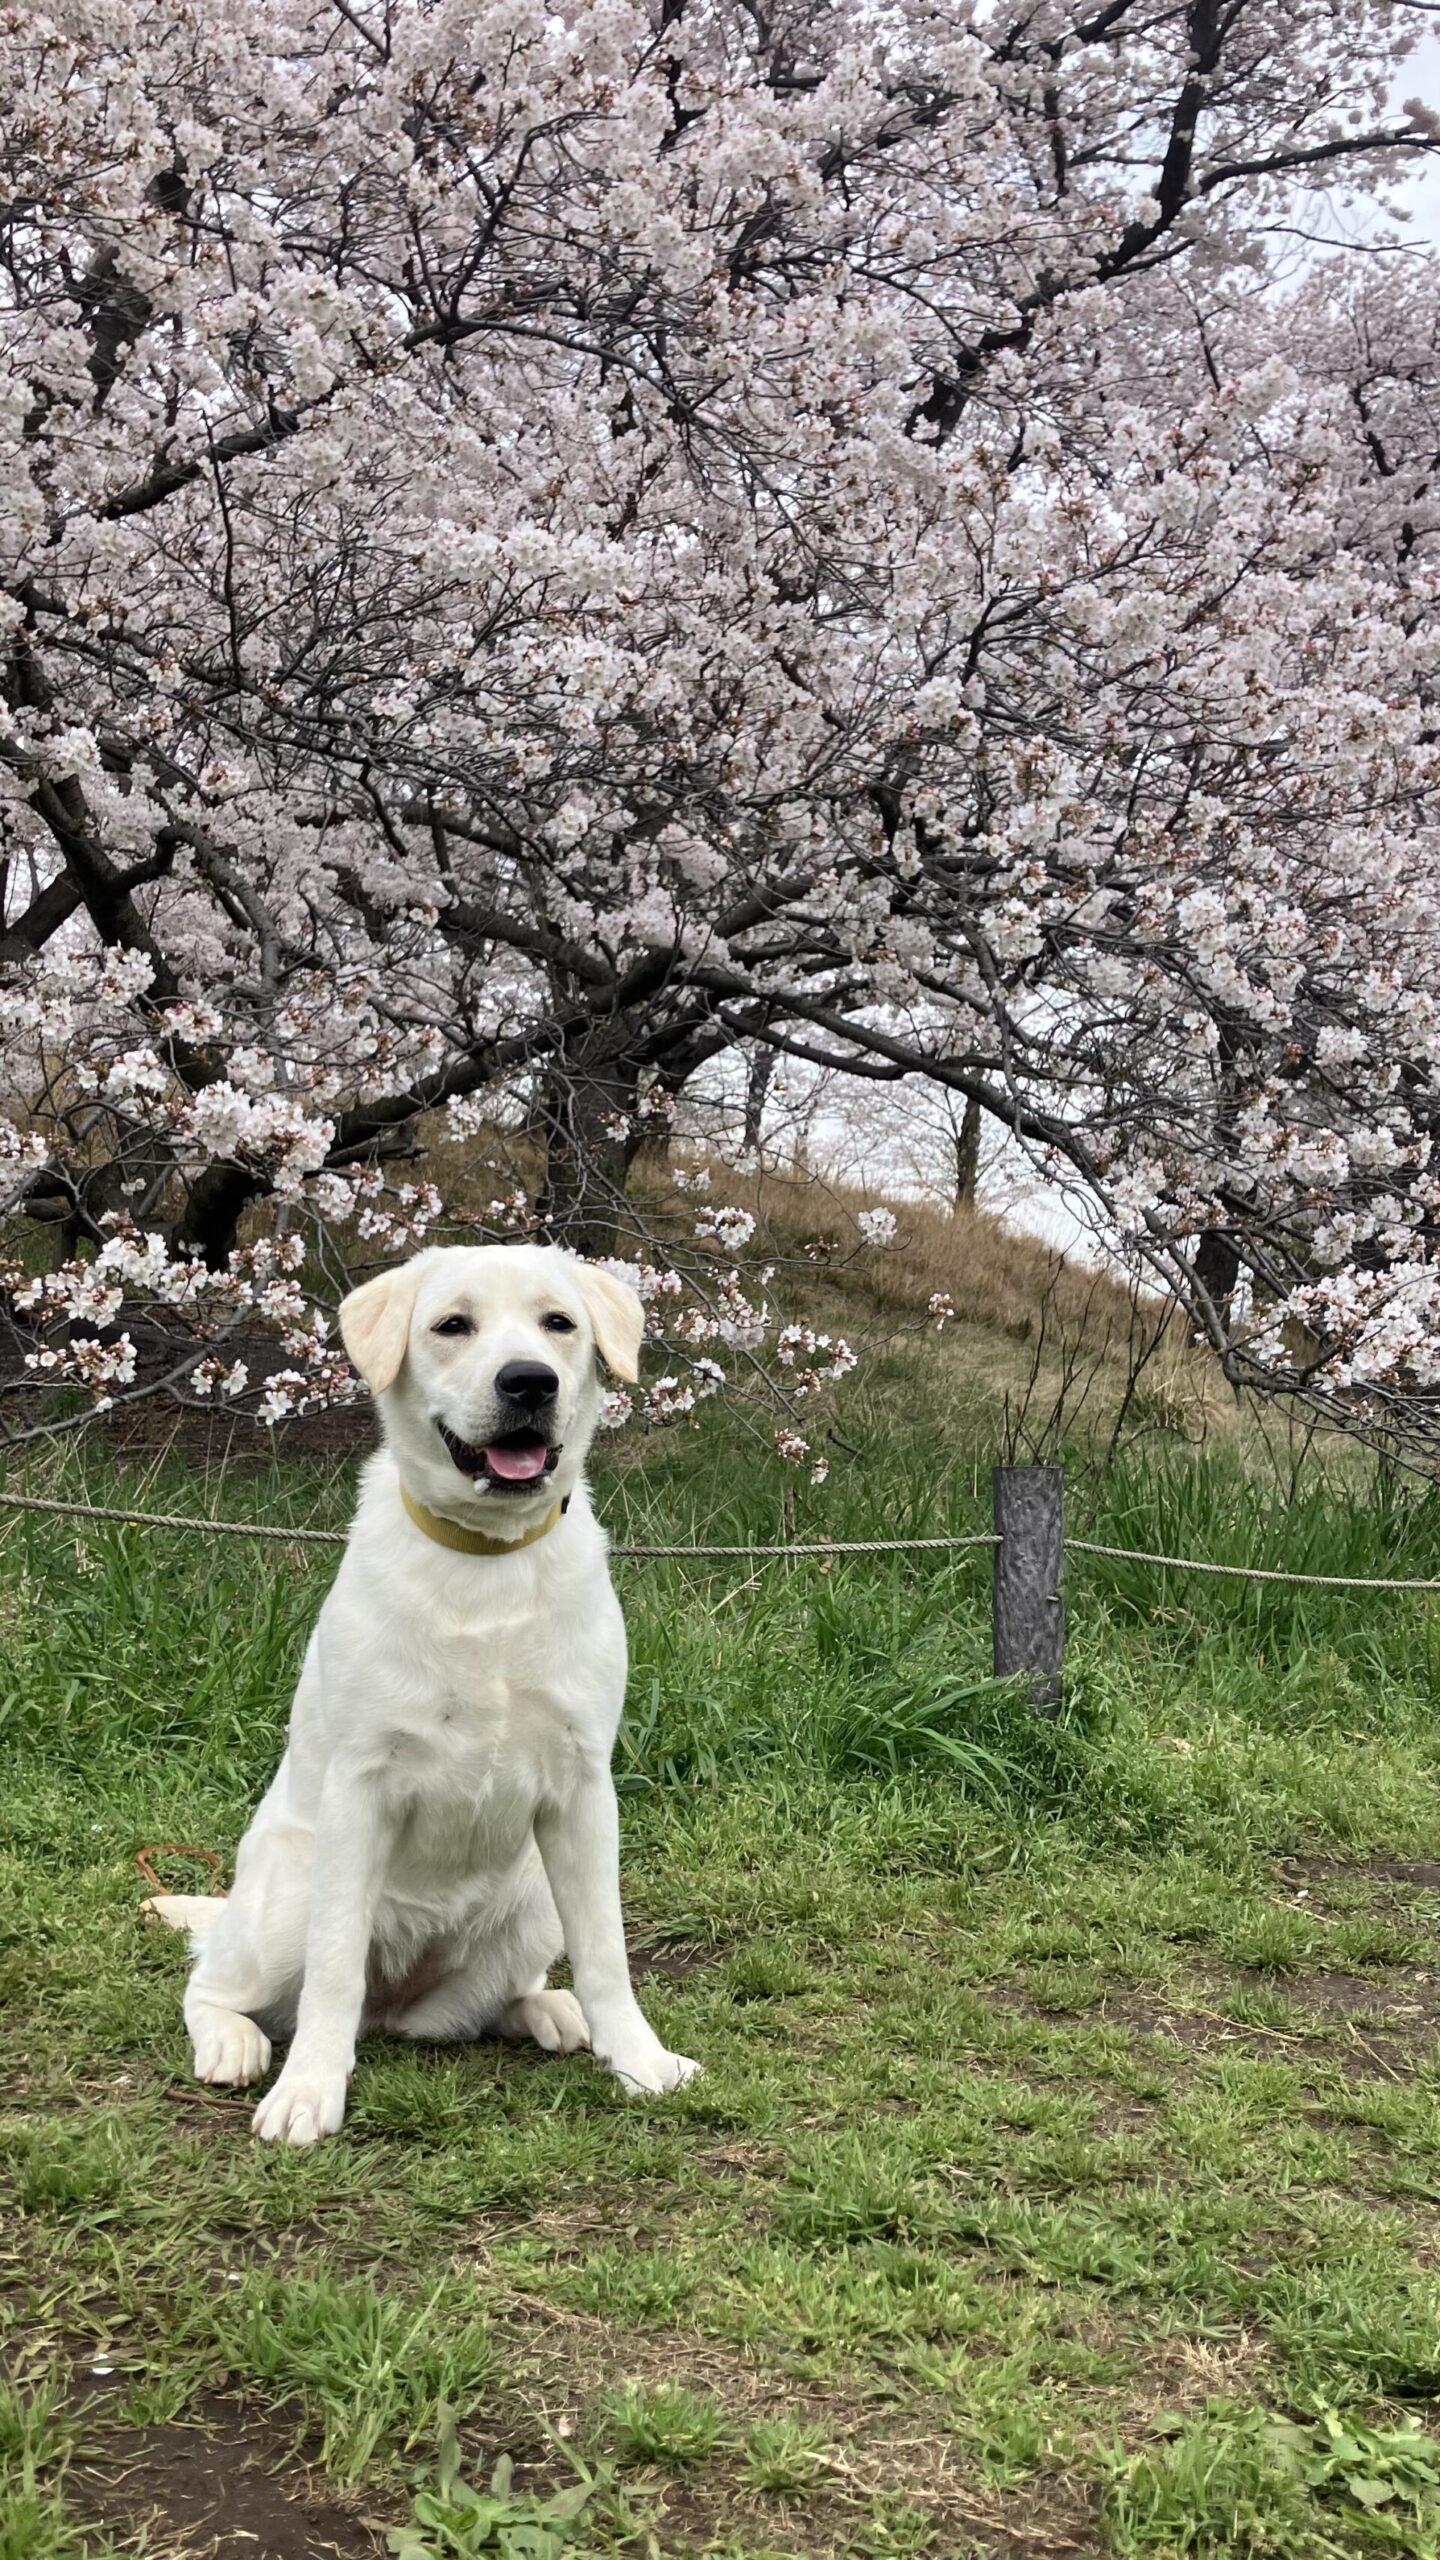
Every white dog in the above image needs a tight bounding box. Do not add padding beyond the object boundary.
[151,1243,698,2146]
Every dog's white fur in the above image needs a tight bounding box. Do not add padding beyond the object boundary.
[156,1243,697,2145]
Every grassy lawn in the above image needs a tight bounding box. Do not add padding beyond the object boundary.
[6,1382,1440,2558]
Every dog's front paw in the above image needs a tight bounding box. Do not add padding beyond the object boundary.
[504,1988,591,2055]
[603,2032,701,2096]
[252,2064,348,2147]
[190,2004,271,2088]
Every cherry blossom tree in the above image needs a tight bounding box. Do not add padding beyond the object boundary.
[3,0,1439,1453]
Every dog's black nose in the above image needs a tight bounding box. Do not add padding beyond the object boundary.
[495,1360,559,1410]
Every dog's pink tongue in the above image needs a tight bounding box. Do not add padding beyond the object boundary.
[484,1440,549,1482]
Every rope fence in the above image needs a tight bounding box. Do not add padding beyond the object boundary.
[0,1487,998,1560]
[0,1489,345,1545]
[1067,1538,1440,1592]
[4,1466,1440,1715]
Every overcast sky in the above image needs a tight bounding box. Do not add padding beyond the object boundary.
[1394,33,1440,245]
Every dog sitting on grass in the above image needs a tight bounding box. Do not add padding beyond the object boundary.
[149,1243,698,2145]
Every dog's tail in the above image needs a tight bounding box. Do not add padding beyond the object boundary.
[143,1892,227,1943]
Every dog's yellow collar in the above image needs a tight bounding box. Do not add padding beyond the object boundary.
[400,1484,567,1556]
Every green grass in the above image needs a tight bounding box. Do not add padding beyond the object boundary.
[598,2383,729,2468]
[6,1386,1440,2556]
[206,2272,502,2482]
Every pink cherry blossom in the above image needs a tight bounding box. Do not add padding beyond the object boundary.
[2,0,1438,1457]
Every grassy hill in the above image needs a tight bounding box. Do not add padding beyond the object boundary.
[4,1192,1440,2560]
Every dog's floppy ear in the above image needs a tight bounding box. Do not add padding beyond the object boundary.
[573,1263,645,1383]
[339,1260,423,1394]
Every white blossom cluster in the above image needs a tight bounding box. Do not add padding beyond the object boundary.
[774,1326,859,1401]
[856,1208,898,1247]
[693,1205,757,1251]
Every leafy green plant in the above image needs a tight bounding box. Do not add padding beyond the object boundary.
[1265,2406,1440,2522]
[387,2410,601,2560]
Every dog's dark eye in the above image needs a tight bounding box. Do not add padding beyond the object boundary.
[542,1312,577,1334]
[432,1315,473,1337]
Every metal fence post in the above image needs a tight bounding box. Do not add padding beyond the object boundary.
[993,1465,1065,1716]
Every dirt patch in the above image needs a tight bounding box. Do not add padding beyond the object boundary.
[1247,1966,1440,2082]
[1,1312,373,1468]
[450,2280,1102,2559]
[629,1939,727,1981]
[68,2391,380,2559]
[1274,1857,1440,1934]
[695,2140,786,2182]
[1281,1856,1440,1893]
[1122,2326,1273,2429]
[1278,1968,1432,2023]
[987,1960,1440,2093]
[1048,1966,1440,2085]
[160,2083,258,2142]
[639,2428,1101,2560]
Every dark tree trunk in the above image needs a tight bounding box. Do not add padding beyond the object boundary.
[1195,1025,1244,1318]
[171,1162,263,1271]
[625,1069,677,1169]
[1194,1225,1241,1315]
[627,1027,736,1169]
[538,1031,638,1258]
[953,1093,982,1210]
[743,1045,776,1158]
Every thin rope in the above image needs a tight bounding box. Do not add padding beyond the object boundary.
[2,1485,1436,1588]
[1069,1538,1440,1591]
[0,1490,344,1544]
[0,1486,995,1560]
[613,1534,998,1557]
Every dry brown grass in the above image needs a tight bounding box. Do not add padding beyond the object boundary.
[416,1128,1241,1453]
[730,1163,1138,1341]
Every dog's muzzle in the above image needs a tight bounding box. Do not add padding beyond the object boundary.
[436,1418,562,1491]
